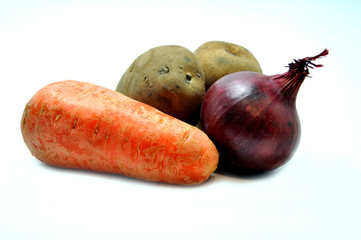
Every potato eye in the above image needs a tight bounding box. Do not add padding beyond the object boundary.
[159,66,169,75]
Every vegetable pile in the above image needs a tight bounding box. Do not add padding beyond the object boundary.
[21,41,328,185]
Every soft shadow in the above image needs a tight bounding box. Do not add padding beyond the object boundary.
[214,165,283,180]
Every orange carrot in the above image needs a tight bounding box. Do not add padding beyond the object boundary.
[21,80,218,185]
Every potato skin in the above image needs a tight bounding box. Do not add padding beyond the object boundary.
[194,41,262,90]
[116,45,205,125]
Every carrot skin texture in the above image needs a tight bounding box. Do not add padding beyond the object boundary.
[21,80,219,185]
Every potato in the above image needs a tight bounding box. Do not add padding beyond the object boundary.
[116,45,205,125]
[194,41,262,90]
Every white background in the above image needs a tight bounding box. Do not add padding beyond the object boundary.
[1,0,360,239]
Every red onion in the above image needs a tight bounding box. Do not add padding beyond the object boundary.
[201,49,328,174]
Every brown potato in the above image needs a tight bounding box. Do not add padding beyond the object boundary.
[116,45,205,125]
[194,41,262,90]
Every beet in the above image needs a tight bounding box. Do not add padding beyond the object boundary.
[201,49,328,174]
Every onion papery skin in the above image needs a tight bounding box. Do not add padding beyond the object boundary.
[201,71,300,173]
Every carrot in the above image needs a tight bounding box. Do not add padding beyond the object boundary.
[21,80,219,185]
